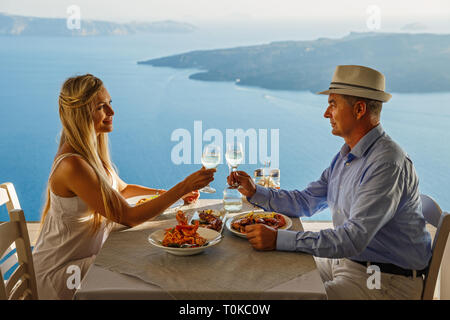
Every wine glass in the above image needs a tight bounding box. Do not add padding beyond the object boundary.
[226,142,243,188]
[225,142,243,172]
[199,144,221,193]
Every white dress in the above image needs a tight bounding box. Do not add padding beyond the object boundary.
[32,153,117,300]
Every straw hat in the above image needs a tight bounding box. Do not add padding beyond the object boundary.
[317,65,392,102]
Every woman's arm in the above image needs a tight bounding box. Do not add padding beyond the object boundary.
[121,184,165,198]
[114,174,165,198]
[60,156,215,227]
[114,172,199,204]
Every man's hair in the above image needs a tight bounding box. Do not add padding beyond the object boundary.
[341,94,383,118]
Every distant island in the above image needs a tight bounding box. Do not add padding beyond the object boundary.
[0,12,195,36]
[138,32,450,93]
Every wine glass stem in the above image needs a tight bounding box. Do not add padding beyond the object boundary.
[232,166,239,187]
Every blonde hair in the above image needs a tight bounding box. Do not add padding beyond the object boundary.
[40,74,123,234]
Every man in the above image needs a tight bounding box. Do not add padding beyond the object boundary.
[228,65,432,300]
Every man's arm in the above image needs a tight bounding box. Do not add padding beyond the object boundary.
[276,163,405,257]
[246,166,331,218]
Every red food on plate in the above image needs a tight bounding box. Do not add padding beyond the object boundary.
[162,211,206,247]
[198,210,223,232]
[231,212,286,233]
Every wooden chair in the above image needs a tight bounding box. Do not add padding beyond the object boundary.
[420,194,450,300]
[0,182,38,300]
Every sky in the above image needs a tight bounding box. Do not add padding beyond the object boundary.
[0,0,449,34]
[0,0,449,22]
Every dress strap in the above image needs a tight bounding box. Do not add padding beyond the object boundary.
[48,153,117,190]
[48,153,83,181]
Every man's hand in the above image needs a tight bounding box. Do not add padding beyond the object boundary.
[227,171,257,198]
[245,224,277,251]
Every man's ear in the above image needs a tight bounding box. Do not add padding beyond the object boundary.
[354,101,367,120]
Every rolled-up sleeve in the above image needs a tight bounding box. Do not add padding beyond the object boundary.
[276,163,405,257]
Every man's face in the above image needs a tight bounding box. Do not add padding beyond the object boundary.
[323,93,357,138]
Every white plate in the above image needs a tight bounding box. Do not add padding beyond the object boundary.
[226,211,292,238]
[148,227,222,256]
[126,195,183,209]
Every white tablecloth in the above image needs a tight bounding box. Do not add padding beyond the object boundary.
[74,199,327,300]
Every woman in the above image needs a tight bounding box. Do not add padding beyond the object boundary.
[32,74,215,299]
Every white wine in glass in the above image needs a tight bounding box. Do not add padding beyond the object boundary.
[226,142,243,188]
[225,142,243,171]
[199,144,221,193]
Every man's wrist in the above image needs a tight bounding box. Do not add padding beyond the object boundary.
[271,229,278,250]
[247,184,271,206]
[248,186,256,198]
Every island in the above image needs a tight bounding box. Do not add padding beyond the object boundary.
[0,12,195,36]
[138,32,450,93]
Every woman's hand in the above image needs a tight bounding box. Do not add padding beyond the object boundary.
[183,167,216,193]
[182,190,200,205]
[227,171,257,198]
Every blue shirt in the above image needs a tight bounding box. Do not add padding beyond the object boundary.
[248,125,432,270]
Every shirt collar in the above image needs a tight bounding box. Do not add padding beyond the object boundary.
[340,124,384,160]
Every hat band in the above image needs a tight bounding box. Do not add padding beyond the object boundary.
[330,82,384,93]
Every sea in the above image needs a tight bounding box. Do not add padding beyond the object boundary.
[1,28,450,222]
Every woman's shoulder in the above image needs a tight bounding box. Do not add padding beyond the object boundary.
[55,154,98,183]
[53,143,88,171]
[50,153,94,196]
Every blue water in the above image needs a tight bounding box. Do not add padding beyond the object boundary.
[1,32,450,222]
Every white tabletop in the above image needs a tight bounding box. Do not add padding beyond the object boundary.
[74,199,327,300]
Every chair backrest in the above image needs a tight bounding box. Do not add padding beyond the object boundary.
[421,194,443,229]
[420,194,449,300]
[0,182,39,300]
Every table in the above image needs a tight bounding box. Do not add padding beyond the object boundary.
[74,199,327,300]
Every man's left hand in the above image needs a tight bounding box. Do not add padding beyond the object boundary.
[245,224,277,250]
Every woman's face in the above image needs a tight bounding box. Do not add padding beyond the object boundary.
[92,86,114,135]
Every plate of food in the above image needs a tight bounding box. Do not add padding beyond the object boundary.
[148,211,222,256]
[226,211,292,238]
[126,194,183,209]
[189,209,224,233]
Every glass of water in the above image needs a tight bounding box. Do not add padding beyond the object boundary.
[253,168,265,187]
[223,186,243,213]
[199,144,221,193]
[269,168,280,189]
